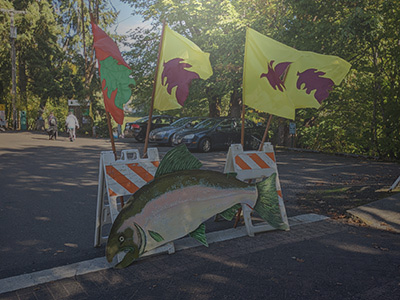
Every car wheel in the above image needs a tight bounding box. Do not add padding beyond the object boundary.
[199,138,211,153]
[135,134,145,143]
[168,134,174,146]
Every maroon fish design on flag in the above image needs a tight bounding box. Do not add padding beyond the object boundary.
[260,60,292,92]
[296,69,335,103]
[161,58,200,106]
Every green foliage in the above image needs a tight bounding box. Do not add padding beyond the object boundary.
[0,0,399,159]
[281,0,400,159]
[0,0,119,134]
[123,0,246,117]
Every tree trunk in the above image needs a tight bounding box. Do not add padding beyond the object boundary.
[371,46,381,156]
[275,118,289,146]
[209,96,221,117]
[18,52,27,110]
[229,88,241,118]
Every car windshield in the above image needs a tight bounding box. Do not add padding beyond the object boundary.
[170,117,190,127]
[194,118,218,129]
[135,116,149,123]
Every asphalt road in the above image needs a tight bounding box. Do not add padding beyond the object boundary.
[0,131,398,280]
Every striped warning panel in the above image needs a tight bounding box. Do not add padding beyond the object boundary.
[104,161,158,199]
[234,152,276,171]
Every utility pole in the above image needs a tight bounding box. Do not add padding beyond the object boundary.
[0,9,26,130]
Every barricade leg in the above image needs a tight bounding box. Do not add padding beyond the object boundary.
[94,157,105,247]
[389,175,400,192]
[242,205,255,237]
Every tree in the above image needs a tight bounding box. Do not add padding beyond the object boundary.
[0,0,13,117]
[122,0,247,117]
[0,0,120,130]
[0,0,66,125]
[280,0,400,158]
[56,0,119,127]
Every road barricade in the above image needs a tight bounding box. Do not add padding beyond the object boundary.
[94,148,175,259]
[94,148,159,247]
[224,143,289,236]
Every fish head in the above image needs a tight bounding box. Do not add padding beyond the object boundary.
[106,221,146,269]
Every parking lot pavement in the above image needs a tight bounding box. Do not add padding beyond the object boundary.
[1,131,399,298]
[1,218,399,299]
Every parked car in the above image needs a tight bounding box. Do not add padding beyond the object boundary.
[124,115,178,142]
[172,117,264,152]
[149,116,208,146]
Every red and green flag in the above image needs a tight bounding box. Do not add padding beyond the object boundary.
[91,21,135,125]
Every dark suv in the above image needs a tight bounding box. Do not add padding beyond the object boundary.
[124,115,178,142]
[172,117,264,152]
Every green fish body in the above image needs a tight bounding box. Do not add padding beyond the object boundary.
[106,145,286,268]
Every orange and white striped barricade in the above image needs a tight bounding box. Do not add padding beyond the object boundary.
[94,148,159,246]
[94,148,175,259]
[224,143,289,236]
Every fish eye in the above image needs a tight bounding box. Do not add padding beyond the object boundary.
[119,236,125,243]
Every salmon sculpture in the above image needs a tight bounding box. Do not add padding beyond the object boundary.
[106,144,287,268]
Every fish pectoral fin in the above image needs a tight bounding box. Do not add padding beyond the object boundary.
[189,223,208,247]
[148,230,165,242]
[219,204,241,221]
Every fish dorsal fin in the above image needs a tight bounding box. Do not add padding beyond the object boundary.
[154,144,202,178]
[189,223,208,247]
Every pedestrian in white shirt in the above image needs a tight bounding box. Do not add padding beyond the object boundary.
[65,111,79,142]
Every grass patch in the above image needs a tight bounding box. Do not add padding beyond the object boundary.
[316,187,351,194]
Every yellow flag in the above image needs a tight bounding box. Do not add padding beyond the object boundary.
[243,28,351,119]
[154,25,213,111]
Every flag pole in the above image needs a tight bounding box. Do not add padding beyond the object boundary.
[257,64,291,151]
[90,13,117,160]
[240,26,250,148]
[143,20,166,157]
[257,114,273,151]
[235,99,246,229]
[240,99,245,147]
[106,112,117,160]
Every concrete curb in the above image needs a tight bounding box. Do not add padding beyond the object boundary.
[0,213,328,295]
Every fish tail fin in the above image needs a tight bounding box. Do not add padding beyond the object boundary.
[254,173,289,230]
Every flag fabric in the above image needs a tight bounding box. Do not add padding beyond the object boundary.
[243,27,351,120]
[154,25,213,111]
[91,21,135,125]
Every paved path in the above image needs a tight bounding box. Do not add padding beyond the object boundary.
[1,219,399,299]
[1,131,399,299]
[348,192,400,233]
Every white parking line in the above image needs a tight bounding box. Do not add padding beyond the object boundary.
[0,213,328,295]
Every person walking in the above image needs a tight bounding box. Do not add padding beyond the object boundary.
[47,112,58,140]
[65,111,79,142]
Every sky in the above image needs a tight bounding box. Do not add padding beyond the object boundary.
[107,0,146,36]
